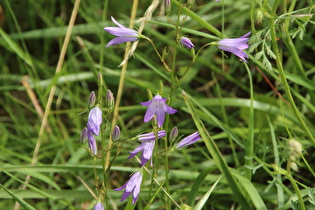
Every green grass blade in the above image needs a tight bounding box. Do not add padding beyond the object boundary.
[183,92,251,209]
[0,183,36,210]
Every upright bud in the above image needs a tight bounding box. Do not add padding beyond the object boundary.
[112,125,121,141]
[97,72,103,88]
[80,127,89,143]
[165,0,171,14]
[87,91,96,108]
[169,127,178,142]
[106,89,114,108]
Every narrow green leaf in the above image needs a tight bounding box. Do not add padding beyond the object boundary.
[0,183,36,210]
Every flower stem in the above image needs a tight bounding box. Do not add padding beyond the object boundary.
[269,4,315,145]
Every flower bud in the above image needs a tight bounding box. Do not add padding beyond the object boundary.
[87,91,96,108]
[106,89,114,108]
[80,127,89,143]
[169,127,178,142]
[93,202,105,210]
[112,125,121,141]
[165,0,171,14]
[180,37,194,49]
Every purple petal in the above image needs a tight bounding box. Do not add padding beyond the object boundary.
[114,183,127,191]
[106,36,138,47]
[156,103,166,128]
[110,16,126,29]
[142,141,155,165]
[87,107,102,135]
[140,101,153,107]
[176,132,201,148]
[164,104,177,114]
[88,133,97,155]
[121,191,132,202]
[143,103,156,122]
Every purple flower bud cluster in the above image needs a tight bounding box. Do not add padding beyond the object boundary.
[80,106,102,156]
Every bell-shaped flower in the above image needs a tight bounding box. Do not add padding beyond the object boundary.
[218,32,251,62]
[115,172,143,204]
[93,202,104,210]
[87,107,102,136]
[176,132,201,149]
[128,131,166,166]
[140,95,177,128]
[104,16,139,47]
[180,37,194,49]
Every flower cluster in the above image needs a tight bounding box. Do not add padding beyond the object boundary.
[113,94,202,205]
[104,18,251,62]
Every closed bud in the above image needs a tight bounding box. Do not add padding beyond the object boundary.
[98,72,103,87]
[165,0,171,14]
[169,127,178,142]
[93,202,105,210]
[106,89,114,108]
[112,125,121,141]
[80,127,89,143]
[87,91,96,108]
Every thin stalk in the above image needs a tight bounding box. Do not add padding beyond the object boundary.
[269,1,315,145]
[244,63,254,180]
[105,0,139,170]
[286,173,306,210]
[15,1,81,209]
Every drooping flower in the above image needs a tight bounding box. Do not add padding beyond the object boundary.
[115,172,143,204]
[128,131,166,166]
[180,37,194,49]
[176,132,201,149]
[87,107,102,135]
[93,202,105,210]
[218,32,251,62]
[104,16,139,47]
[140,95,177,128]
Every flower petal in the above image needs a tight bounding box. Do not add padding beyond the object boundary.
[106,36,138,47]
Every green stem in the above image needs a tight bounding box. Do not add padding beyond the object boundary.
[171,0,222,37]
[269,5,315,145]
[244,64,254,180]
[286,173,306,210]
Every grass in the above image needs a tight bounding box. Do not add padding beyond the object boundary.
[1,0,315,209]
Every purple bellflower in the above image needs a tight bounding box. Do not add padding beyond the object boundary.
[180,37,194,49]
[87,107,102,135]
[140,95,177,128]
[176,132,201,149]
[129,130,166,166]
[93,202,104,210]
[218,32,251,62]
[104,16,139,47]
[115,172,143,204]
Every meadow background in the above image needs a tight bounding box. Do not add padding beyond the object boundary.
[1,0,315,209]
